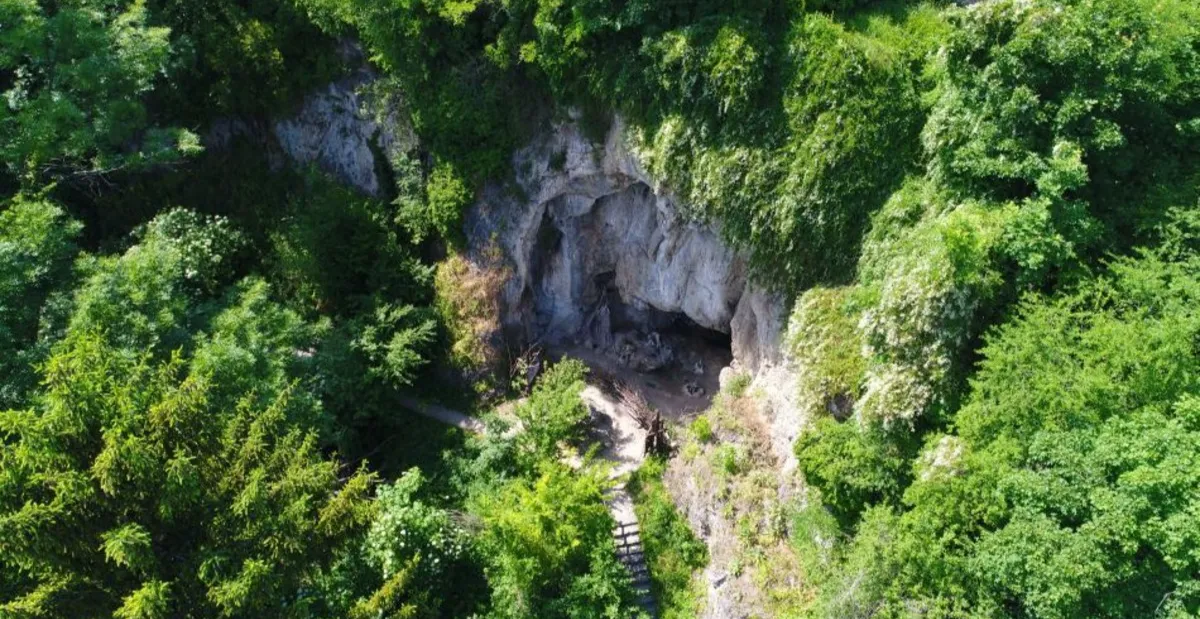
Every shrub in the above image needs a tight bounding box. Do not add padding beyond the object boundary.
[136,208,248,295]
[433,250,508,383]
[714,444,744,476]
[629,458,709,619]
[364,470,467,595]
[795,417,916,527]
[690,415,714,443]
[269,173,433,316]
[424,162,473,245]
[512,358,590,468]
[724,373,752,398]
[787,286,866,421]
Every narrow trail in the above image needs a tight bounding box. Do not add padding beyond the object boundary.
[399,387,657,617]
[396,396,486,433]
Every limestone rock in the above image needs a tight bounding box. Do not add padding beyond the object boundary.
[257,84,816,616]
[465,119,787,368]
[719,366,737,392]
[463,115,807,469]
[272,72,415,197]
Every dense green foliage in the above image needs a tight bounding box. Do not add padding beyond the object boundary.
[291,0,944,288]
[804,217,1200,617]
[629,457,708,619]
[787,1,1200,615]
[0,202,638,616]
[473,464,634,618]
[0,224,377,616]
[510,358,590,467]
[0,0,201,185]
[440,359,643,618]
[3,0,1200,616]
[0,197,80,408]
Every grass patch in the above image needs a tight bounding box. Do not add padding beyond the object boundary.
[628,457,709,619]
[724,372,752,398]
[690,414,714,442]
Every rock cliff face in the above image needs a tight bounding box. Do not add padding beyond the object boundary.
[272,71,415,197]
[465,119,808,618]
[206,64,414,198]
[467,120,776,364]
[251,86,806,464]
[465,117,803,464]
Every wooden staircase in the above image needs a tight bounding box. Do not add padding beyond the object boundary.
[614,521,657,618]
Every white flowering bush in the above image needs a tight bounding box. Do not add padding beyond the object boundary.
[856,248,974,425]
[915,434,965,482]
[365,470,466,584]
[787,286,866,422]
[138,208,247,294]
[852,191,1013,426]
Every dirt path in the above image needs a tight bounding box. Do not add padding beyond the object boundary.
[396,396,487,434]
[579,384,646,522]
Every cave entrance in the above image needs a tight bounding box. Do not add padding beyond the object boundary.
[549,272,733,418]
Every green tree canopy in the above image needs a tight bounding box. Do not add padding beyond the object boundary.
[0,328,375,618]
[473,463,638,619]
[808,213,1200,617]
[0,197,80,408]
[0,0,201,186]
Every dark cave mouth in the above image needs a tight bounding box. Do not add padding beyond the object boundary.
[518,184,738,412]
[560,272,732,406]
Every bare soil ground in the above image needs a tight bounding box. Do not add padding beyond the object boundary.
[549,328,730,422]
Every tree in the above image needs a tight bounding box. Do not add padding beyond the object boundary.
[473,463,639,619]
[809,214,1200,617]
[0,328,376,617]
[924,0,1200,248]
[0,197,81,408]
[68,208,246,356]
[0,199,390,616]
[145,0,338,120]
[512,358,590,469]
[0,0,201,186]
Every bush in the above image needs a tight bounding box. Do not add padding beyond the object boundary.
[795,417,916,527]
[352,303,438,388]
[724,373,752,398]
[363,470,467,599]
[69,208,247,355]
[629,458,708,619]
[690,415,714,443]
[136,208,248,295]
[424,162,473,245]
[269,173,432,316]
[713,444,745,476]
[787,286,866,421]
[433,250,508,383]
[512,358,591,468]
[472,463,638,619]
